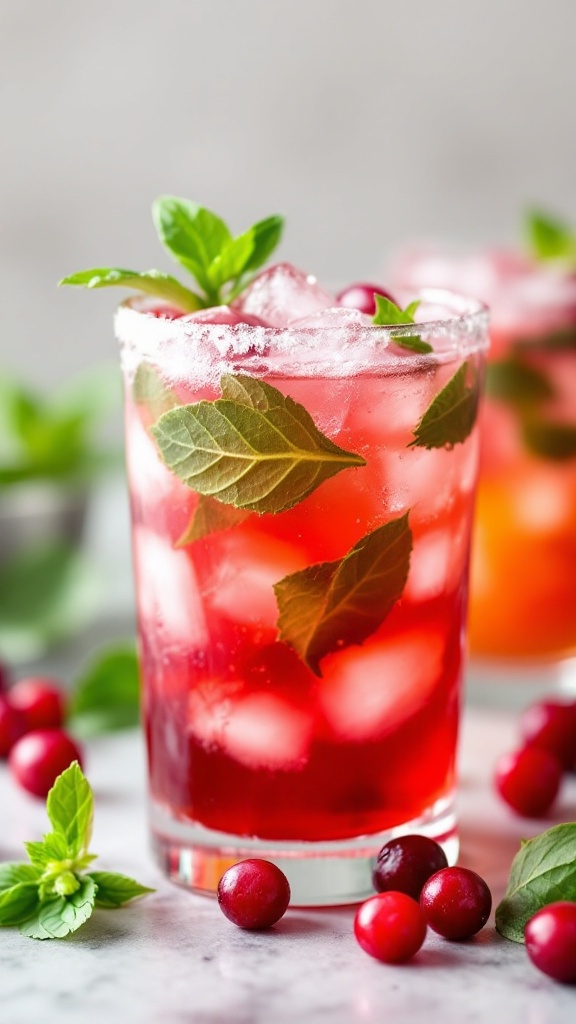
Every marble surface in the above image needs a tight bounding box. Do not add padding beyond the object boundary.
[1,704,576,1023]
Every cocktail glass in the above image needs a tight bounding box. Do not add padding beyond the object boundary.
[390,246,576,703]
[116,286,488,905]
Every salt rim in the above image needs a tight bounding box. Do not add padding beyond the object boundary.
[115,288,489,382]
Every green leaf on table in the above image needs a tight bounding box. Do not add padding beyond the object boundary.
[0,541,101,663]
[521,418,576,461]
[68,644,141,737]
[19,877,97,940]
[373,295,433,354]
[46,762,93,858]
[0,884,40,927]
[409,361,479,449]
[485,356,555,405]
[89,871,155,908]
[524,209,576,263]
[495,823,576,943]
[151,374,366,514]
[59,268,203,312]
[274,513,412,675]
[177,495,251,546]
[0,863,40,891]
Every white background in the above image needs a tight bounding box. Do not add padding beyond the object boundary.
[1,0,575,390]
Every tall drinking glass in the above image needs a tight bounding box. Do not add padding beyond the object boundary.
[116,289,488,905]
[390,248,576,703]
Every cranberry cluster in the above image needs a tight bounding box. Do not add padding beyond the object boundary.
[0,665,82,797]
[494,697,576,817]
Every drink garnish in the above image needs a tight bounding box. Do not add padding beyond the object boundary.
[151,374,365,514]
[274,513,412,675]
[524,209,576,265]
[372,295,433,354]
[409,362,479,449]
[0,762,153,939]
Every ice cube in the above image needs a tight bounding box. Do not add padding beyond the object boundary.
[180,305,269,327]
[405,529,463,601]
[289,307,372,329]
[189,688,312,770]
[379,446,456,522]
[318,630,446,741]
[233,262,334,327]
[208,530,308,627]
[345,367,438,446]
[134,527,208,647]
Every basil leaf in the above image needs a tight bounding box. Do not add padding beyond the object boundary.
[19,877,96,940]
[88,871,155,908]
[409,362,479,449]
[0,884,40,927]
[152,196,231,294]
[242,215,284,274]
[68,644,141,737]
[274,513,412,675]
[486,357,555,405]
[521,419,576,461]
[495,824,576,943]
[151,374,366,514]
[177,495,251,546]
[0,863,40,891]
[393,334,433,354]
[46,762,93,858]
[206,232,256,292]
[524,209,576,263]
[59,268,202,311]
[373,295,432,354]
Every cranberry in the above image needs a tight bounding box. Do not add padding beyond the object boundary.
[336,283,396,316]
[147,305,183,319]
[495,746,562,817]
[217,859,290,929]
[525,901,576,983]
[372,834,449,899]
[354,891,427,963]
[519,699,576,772]
[0,695,27,758]
[9,729,83,798]
[420,867,492,940]
[9,677,67,731]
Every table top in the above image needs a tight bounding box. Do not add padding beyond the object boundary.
[2,700,575,1024]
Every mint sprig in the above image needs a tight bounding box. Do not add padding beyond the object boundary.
[495,823,576,943]
[409,362,479,449]
[151,374,365,514]
[274,513,412,675]
[60,198,284,311]
[524,209,576,264]
[372,295,433,354]
[0,763,153,939]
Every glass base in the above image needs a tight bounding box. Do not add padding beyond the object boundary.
[149,795,459,907]
[465,655,576,711]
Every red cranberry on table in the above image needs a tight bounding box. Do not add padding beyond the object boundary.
[372,834,449,900]
[525,901,576,984]
[519,699,576,772]
[419,866,492,940]
[9,729,83,798]
[494,746,563,817]
[336,283,396,316]
[354,891,427,963]
[9,677,67,732]
[217,859,291,930]
[0,696,27,759]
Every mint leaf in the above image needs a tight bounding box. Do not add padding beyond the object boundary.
[521,419,576,461]
[0,884,40,927]
[242,215,285,274]
[68,644,140,737]
[89,871,155,908]
[177,496,251,546]
[372,295,432,354]
[524,209,576,263]
[206,232,257,293]
[59,268,203,311]
[19,877,96,940]
[46,762,93,858]
[486,357,555,405]
[409,362,479,449]
[133,363,179,421]
[151,374,366,514]
[0,863,40,890]
[495,824,576,943]
[152,196,231,297]
[25,834,69,868]
[274,513,412,675]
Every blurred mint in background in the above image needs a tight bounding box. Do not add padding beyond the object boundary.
[0,363,124,663]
